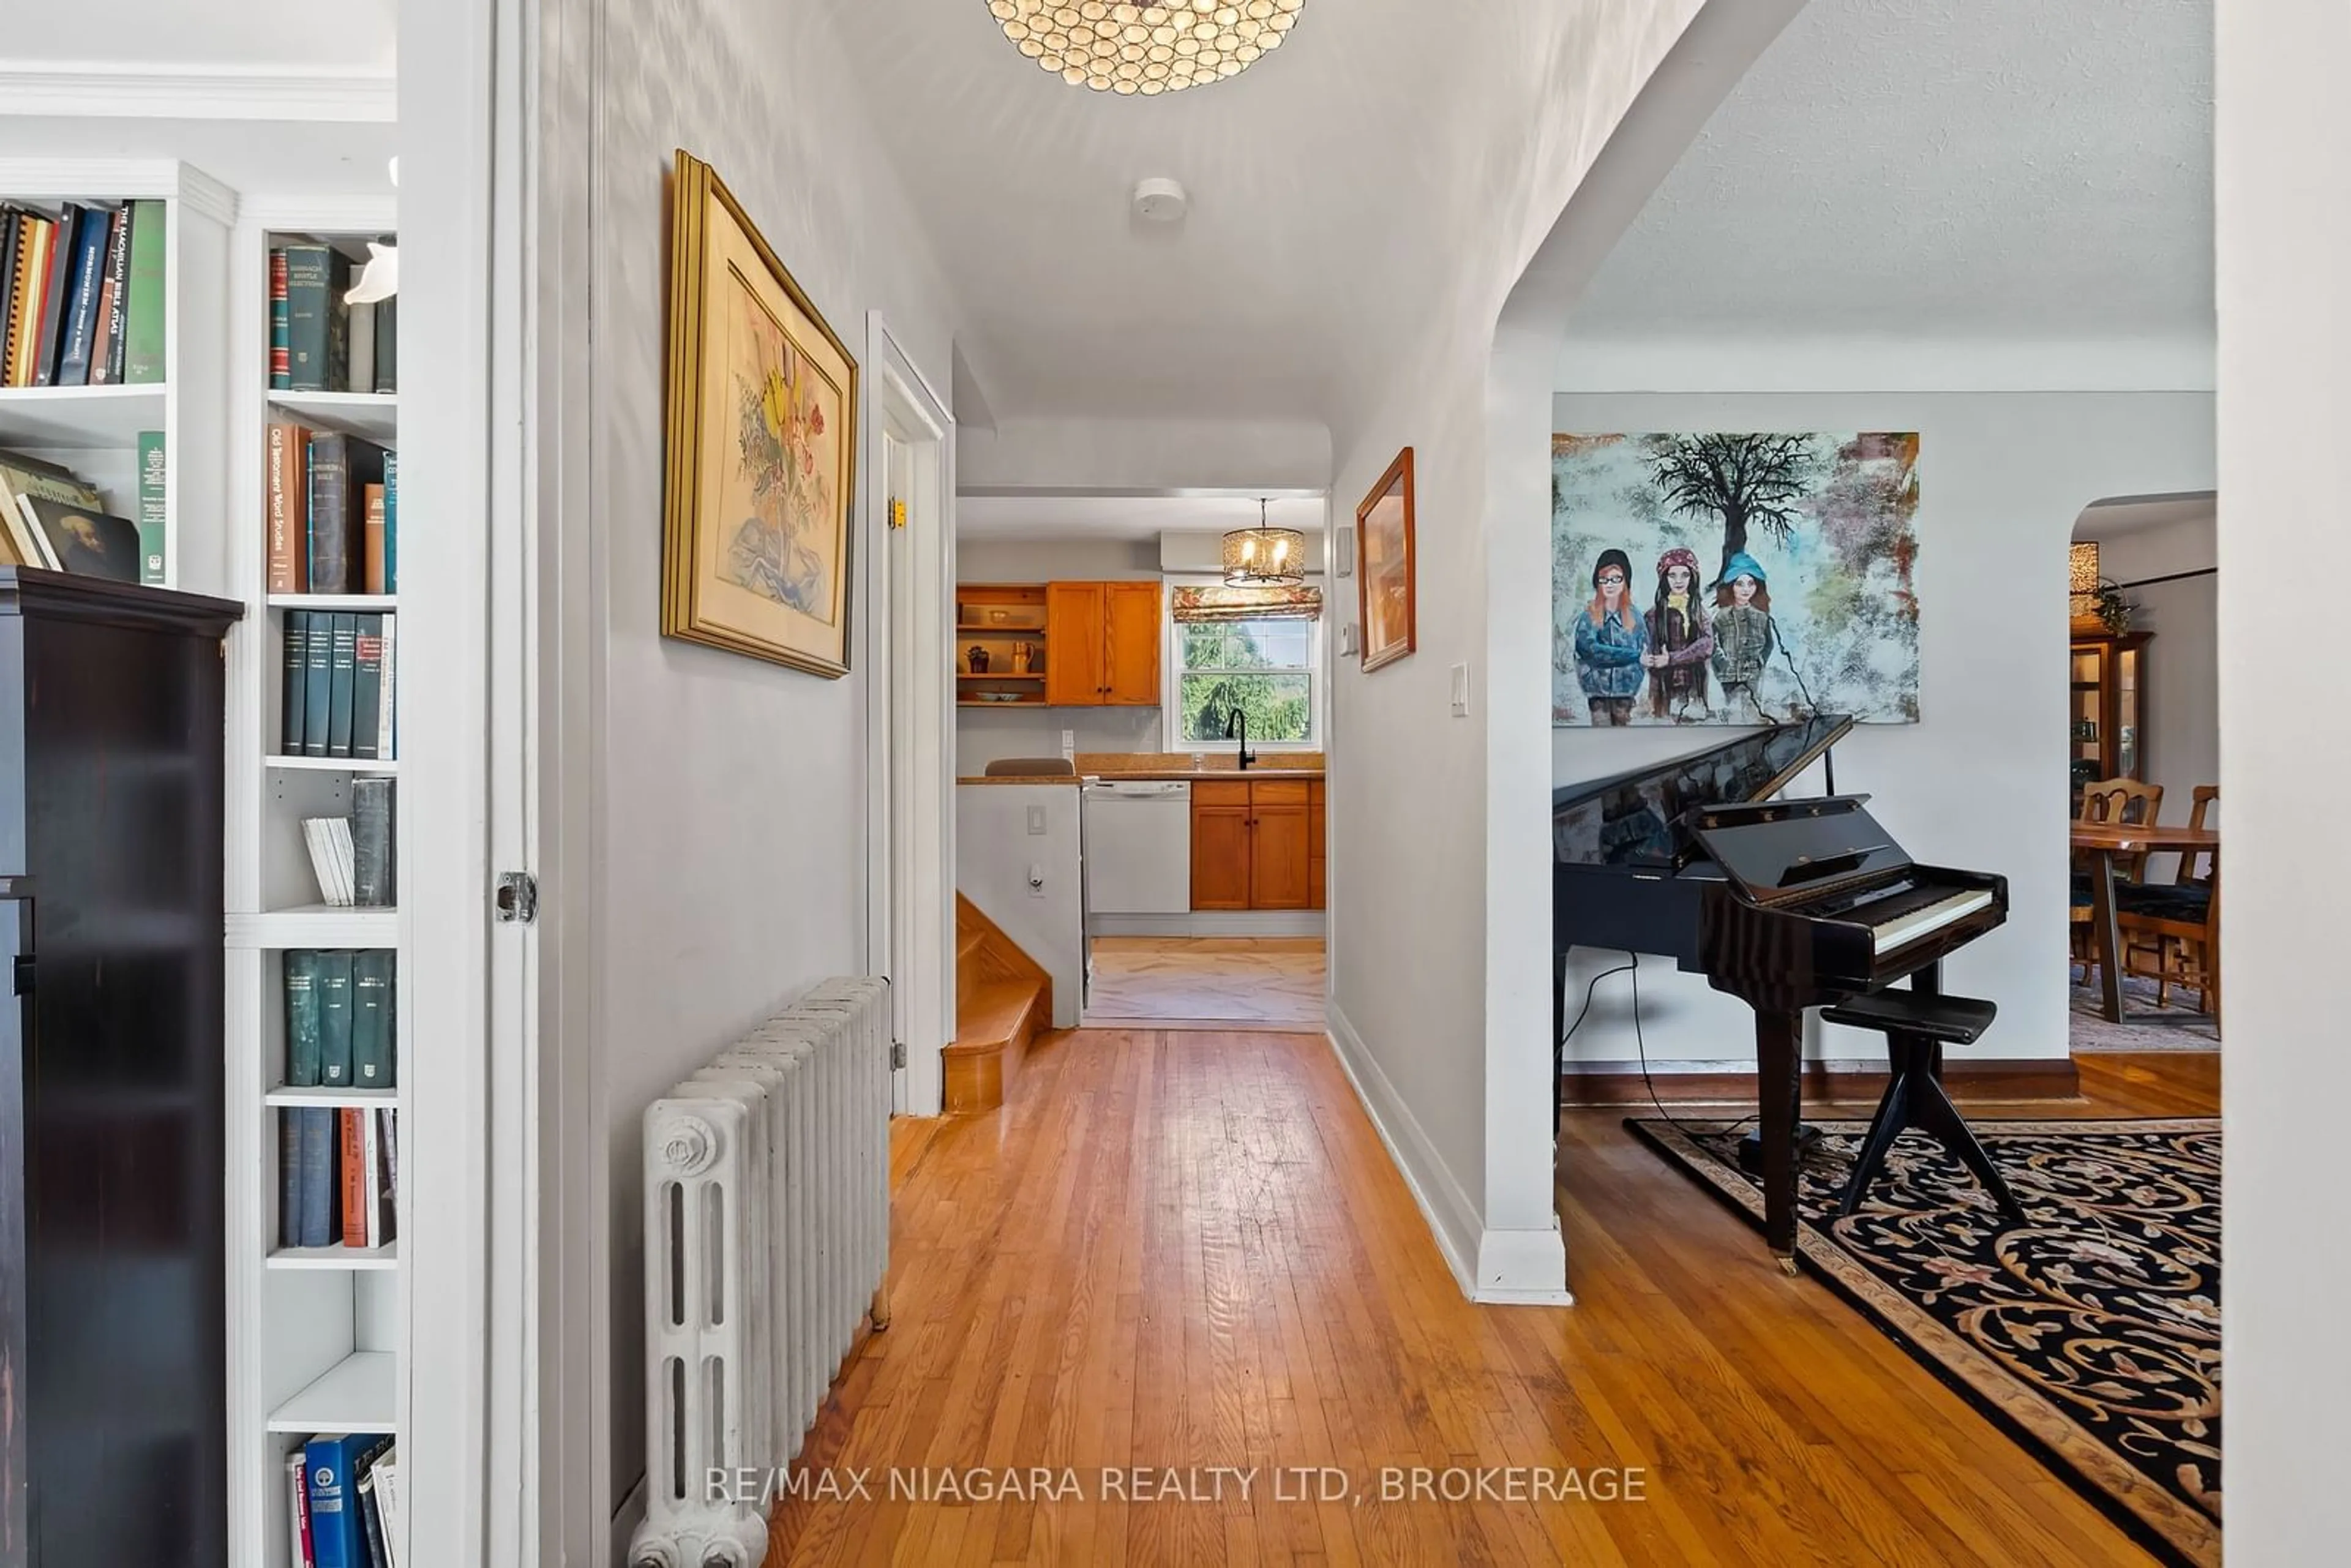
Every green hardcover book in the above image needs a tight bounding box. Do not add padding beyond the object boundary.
[282,243,348,392]
[302,604,334,757]
[326,612,358,759]
[351,950,394,1089]
[372,294,396,393]
[283,948,324,1087]
[122,200,165,384]
[282,610,309,756]
[317,950,356,1086]
[350,613,384,760]
[135,429,165,583]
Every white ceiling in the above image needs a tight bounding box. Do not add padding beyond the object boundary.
[1564,0,2213,345]
[817,0,1572,422]
[2073,491,2214,539]
[0,2,394,72]
[959,493,1324,544]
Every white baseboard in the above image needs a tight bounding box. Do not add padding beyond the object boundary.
[1323,1003,1574,1307]
[1090,911,1327,937]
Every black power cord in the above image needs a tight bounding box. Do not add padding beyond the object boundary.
[1559,952,1754,1142]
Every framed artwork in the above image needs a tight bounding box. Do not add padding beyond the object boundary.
[1355,446,1416,671]
[1551,432,1921,727]
[662,149,860,675]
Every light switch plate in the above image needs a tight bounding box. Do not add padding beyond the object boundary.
[1027,805,1047,835]
[1338,623,1359,656]
[1335,526,1356,577]
[1450,661,1469,716]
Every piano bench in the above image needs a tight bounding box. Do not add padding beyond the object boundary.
[1818,991,2022,1224]
[1821,991,1997,1046]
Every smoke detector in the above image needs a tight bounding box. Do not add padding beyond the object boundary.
[1132,178,1189,223]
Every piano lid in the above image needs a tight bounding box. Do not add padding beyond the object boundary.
[1551,715,1853,869]
[1689,795,1914,904]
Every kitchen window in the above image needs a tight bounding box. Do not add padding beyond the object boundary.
[1168,583,1322,746]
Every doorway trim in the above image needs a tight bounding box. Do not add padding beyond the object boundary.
[864,313,957,1115]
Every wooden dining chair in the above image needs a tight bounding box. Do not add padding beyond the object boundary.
[2071,778,2164,985]
[2120,785,2219,1027]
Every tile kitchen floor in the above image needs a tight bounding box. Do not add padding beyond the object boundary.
[1084,936,1326,1030]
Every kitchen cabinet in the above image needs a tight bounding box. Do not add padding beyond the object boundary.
[1190,778,1325,911]
[1043,580,1160,705]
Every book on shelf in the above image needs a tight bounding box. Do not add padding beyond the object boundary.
[356,1456,391,1568]
[382,451,398,593]
[136,430,166,584]
[352,778,395,906]
[0,199,163,389]
[270,248,292,388]
[304,786,397,908]
[363,485,386,594]
[277,1100,399,1251]
[351,950,394,1089]
[370,1447,401,1568]
[347,301,376,396]
[285,947,324,1086]
[307,432,388,595]
[0,448,142,580]
[317,948,356,1084]
[286,1448,316,1567]
[283,611,396,760]
[326,611,358,757]
[88,203,130,386]
[373,296,397,395]
[282,244,351,393]
[268,421,312,592]
[303,1432,393,1568]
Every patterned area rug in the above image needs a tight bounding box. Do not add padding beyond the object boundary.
[2071,974,2220,1052]
[1629,1116,2221,1566]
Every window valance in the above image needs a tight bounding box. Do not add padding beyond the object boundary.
[1170,584,1323,623]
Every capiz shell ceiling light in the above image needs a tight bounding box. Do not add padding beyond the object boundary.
[989,0,1308,95]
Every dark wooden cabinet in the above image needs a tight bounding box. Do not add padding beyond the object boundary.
[1190,782,1254,910]
[2070,631,2151,809]
[0,569,239,1568]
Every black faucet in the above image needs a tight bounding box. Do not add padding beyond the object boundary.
[1224,706,1254,770]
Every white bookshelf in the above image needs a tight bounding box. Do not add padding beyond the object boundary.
[0,158,233,591]
[223,197,407,1568]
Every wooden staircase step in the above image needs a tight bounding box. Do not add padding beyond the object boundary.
[943,978,1041,1116]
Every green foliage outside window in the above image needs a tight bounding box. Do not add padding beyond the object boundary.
[1176,619,1314,743]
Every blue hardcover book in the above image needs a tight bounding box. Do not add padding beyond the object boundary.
[285,948,324,1086]
[304,1433,386,1568]
[279,1109,303,1248]
[54,204,113,387]
[296,1106,336,1247]
[317,950,356,1086]
[326,612,358,759]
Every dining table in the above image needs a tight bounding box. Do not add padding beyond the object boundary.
[2072,820,2222,1022]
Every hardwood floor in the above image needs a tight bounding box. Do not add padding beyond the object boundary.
[771,1033,2214,1566]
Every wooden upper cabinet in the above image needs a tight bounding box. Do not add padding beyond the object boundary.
[1101,582,1163,706]
[1042,580,1161,707]
[1044,582,1105,705]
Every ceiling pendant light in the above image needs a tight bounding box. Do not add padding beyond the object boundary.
[987,1,1308,96]
[1223,500,1307,587]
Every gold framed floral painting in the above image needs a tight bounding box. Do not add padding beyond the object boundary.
[662,149,860,675]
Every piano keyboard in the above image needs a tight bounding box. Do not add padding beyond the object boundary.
[1869,888,1995,954]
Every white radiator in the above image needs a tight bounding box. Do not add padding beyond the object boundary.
[628,977,893,1568]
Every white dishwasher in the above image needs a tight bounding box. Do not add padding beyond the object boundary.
[1082,779,1193,915]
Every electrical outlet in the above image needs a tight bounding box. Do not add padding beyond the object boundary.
[1027,861,1047,898]
[1060,729,1076,759]
[1450,661,1469,717]
[1027,805,1046,835]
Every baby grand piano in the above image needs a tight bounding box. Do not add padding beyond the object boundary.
[1552,716,2007,1268]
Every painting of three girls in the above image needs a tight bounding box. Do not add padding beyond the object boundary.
[1552,431,1923,728]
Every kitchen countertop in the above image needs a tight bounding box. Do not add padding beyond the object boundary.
[1082,767,1325,781]
[959,751,1325,786]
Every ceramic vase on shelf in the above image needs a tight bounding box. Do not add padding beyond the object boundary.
[967,645,990,674]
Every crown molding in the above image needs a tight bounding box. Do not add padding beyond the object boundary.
[1554,333,2218,395]
[239,195,399,233]
[0,63,395,123]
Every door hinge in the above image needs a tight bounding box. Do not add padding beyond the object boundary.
[888,496,908,530]
[494,871,539,923]
[890,1041,907,1070]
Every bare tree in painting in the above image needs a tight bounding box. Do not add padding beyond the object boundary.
[1646,434,1819,585]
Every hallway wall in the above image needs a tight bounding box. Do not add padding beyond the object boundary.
[576,0,964,1525]
[2094,511,2218,864]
